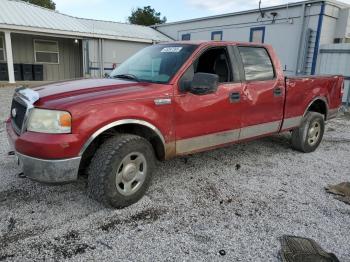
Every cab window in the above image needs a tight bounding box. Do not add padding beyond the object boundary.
[238,46,275,81]
[181,47,232,84]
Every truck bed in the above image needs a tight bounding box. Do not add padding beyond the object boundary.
[283,75,343,125]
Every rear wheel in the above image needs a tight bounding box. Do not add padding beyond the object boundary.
[291,112,325,153]
[88,134,155,208]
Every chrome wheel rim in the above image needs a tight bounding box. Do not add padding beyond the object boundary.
[115,152,147,196]
[307,121,321,146]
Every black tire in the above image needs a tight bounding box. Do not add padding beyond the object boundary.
[88,134,155,208]
[291,112,325,153]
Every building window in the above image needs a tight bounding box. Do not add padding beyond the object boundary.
[238,46,275,81]
[0,36,5,61]
[211,31,223,41]
[34,40,59,64]
[250,27,265,43]
[182,34,191,41]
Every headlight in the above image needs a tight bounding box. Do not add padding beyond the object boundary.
[27,108,72,134]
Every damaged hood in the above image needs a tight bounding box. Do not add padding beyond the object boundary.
[25,78,170,109]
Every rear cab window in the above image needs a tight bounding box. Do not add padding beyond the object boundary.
[238,46,275,81]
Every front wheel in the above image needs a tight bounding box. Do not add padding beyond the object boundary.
[291,112,325,153]
[88,134,155,208]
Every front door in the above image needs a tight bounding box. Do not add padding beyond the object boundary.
[174,46,242,155]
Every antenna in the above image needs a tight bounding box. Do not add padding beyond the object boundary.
[259,0,265,18]
[270,12,278,23]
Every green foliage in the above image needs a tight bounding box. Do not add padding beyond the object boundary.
[23,0,56,10]
[128,6,167,26]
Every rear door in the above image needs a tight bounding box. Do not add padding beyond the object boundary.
[174,45,243,155]
[236,46,285,140]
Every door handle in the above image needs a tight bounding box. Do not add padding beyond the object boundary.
[230,92,240,103]
[273,87,283,97]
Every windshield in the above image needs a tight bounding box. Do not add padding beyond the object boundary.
[109,44,198,84]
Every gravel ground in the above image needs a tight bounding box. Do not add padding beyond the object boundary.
[0,86,350,261]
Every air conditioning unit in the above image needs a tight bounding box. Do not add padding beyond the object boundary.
[335,8,350,39]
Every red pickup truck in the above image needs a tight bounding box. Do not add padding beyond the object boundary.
[6,41,343,208]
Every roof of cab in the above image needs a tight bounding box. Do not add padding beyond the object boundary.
[159,40,269,48]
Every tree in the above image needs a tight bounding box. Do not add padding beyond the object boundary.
[128,6,167,26]
[23,0,56,10]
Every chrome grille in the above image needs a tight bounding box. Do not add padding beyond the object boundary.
[11,97,28,134]
[10,88,39,134]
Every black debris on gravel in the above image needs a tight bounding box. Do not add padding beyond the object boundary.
[18,172,26,179]
[0,254,14,261]
[100,208,166,232]
[30,231,96,260]
[96,240,113,250]
[279,235,340,262]
[219,249,226,256]
[7,217,16,232]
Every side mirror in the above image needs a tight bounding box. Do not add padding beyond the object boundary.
[189,73,219,95]
[104,72,110,78]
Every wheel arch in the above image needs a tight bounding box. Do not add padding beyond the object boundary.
[79,119,166,164]
[304,97,328,120]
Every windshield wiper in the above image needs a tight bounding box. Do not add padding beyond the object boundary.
[112,74,140,82]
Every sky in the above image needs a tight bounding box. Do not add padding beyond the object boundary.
[53,0,350,23]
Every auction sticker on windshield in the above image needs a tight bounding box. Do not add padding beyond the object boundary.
[161,47,183,53]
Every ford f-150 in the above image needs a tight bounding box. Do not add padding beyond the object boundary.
[6,41,344,208]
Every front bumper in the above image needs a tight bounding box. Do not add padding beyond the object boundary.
[16,153,81,183]
[6,119,81,183]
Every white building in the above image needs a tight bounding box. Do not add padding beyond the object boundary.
[0,0,170,83]
[1,0,349,87]
[154,0,350,76]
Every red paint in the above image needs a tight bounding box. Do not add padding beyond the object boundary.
[7,41,343,160]
[174,82,242,140]
[284,75,343,119]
